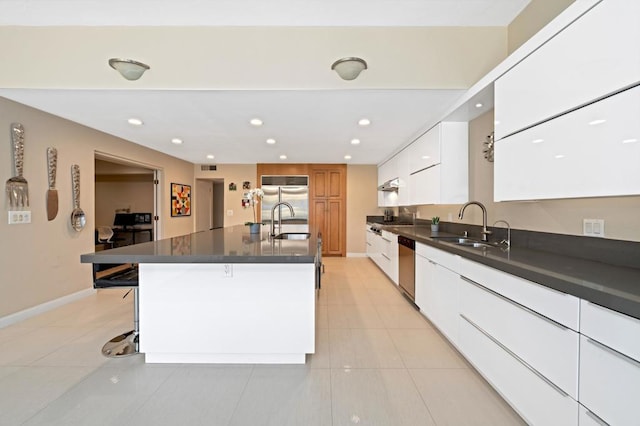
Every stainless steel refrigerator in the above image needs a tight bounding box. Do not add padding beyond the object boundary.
[260,176,309,232]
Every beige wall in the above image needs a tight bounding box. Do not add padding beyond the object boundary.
[0,97,194,318]
[417,110,640,242]
[508,0,575,54]
[194,164,258,227]
[95,177,154,227]
[346,165,381,255]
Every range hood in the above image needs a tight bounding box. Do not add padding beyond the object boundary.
[377,178,399,192]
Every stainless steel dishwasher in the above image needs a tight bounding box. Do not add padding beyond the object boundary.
[398,235,415,301]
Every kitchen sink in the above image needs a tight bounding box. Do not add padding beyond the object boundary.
[433,236,496,249]
[274,232,311,240]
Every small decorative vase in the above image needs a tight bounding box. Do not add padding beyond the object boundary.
[249,223,261,234]
[431,224,439,233]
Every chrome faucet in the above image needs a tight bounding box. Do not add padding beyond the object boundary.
[493,219,511,248]
[270,201,295,237]
[458,201,492,242]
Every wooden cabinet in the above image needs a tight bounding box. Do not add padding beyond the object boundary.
[494,84,640,201]
[494,0,640,139]
[310,165,346,256]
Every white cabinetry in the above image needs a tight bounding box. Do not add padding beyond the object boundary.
[377,158,398,207]
[366,227,398,285]
[494,0,640,139]
[395,148,410,206]
[408,122,468,205]
[578,301,640,425]
[494,85,640,201]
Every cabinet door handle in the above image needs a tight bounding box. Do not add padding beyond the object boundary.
[382,237,392,242]
[460,313,569,398]
[428,260,437,265]
[381,253,390,260]
[585,409,610,426]
[586,337,640,368]
[366,242,372,246]
[460,276,569,331]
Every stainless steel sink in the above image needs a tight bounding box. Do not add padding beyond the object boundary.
[433,236,496,249]
[274,232,311,240]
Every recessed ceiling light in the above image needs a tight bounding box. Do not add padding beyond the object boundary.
[589,119,607,126]
[206,154,214,159]
[127,118,143,126]
[358,118,370,126]
[421,155,430,159]
[250,118,263,127]
[279,155,287,160]
[350,139,360,145]
[555,154,565,159]
[171,138,183,145]
[475,103,483,108]
[532,139,544,144]
[622,138,638,144]
[266,138,276,145]
[494,120,501,125]
[344,155,352,160]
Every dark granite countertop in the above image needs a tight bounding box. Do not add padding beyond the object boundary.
[371,221,640,320]
[81,225,318,264]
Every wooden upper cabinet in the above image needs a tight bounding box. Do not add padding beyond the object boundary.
[309,164,346,256]
[312,168,344,199]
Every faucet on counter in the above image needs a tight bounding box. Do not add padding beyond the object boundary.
[493,219,511,248]
[270,201,295,237]
[458,201,492,242]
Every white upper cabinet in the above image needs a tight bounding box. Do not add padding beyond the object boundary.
[408,125,441,174]
[494,0,640,139]
[377,157,398,207]
[395,148,410,206]
[409,122,468,205]
[495,85,640,201]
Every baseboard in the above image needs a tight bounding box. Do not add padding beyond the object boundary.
[347,252,368,258]
[0,288,96,329]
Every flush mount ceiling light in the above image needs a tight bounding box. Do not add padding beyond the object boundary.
[108,58,150,81]
[331,57,368,81]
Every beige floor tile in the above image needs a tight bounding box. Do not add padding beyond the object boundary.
[366,286,410,306]
[331,368,436,426]
[326,286,373,306]
[409,368,525,426]
[327,304,385,329]
[307,327,331,369]
[0,326,94,366]
[329,328,404,369]
[229,368,332,426]
[388,328,468,369]
[316,303,329,328]
[375,304,431,329]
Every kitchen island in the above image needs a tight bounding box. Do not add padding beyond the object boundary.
[81,225,319,364]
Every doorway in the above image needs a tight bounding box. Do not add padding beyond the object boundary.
[94,152,161,247]
[195,178,225,232]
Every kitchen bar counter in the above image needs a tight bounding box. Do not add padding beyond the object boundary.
[81,225,318,265]
[81,225,318,364]
[371,222,640,320]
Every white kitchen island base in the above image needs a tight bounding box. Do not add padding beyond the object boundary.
[139,263,315,364]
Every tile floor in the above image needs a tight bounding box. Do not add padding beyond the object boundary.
[0,257,525,425]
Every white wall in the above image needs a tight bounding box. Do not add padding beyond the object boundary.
[0,97,194,318]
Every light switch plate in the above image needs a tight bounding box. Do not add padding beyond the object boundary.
[8,210,31,224]
[583,219,605,237]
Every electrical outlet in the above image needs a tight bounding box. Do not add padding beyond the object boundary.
[227,209,234,216]
[8,210,31,224]
[583,219,605,237]
[224,264,233,277]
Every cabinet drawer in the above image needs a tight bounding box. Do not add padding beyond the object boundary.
[580,300,640,362]
[460,277,579,398]
[579,335,640,426]
[459,315,578,425]
[415,242,458,271]
[494,85,640,201]
[579,404,609,426]
[494,0,640,139]
[457,257,579,330]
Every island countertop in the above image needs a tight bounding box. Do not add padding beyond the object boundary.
[81,225,319,264]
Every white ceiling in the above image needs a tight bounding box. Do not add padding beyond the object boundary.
[0,0,528,165]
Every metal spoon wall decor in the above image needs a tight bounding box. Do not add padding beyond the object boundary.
[70,164,86,231]
[483,132,495,163]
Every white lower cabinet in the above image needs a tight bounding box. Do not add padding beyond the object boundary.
[459,315,579,425]
[415,253,436,319]
[578,405,608,426]
[459,276,579,398]
[366,227,398,285]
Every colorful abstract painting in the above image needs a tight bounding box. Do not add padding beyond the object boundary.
[171,183,191,217]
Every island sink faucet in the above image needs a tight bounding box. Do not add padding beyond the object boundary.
[458,201,492,242]
[270,201,295,237]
